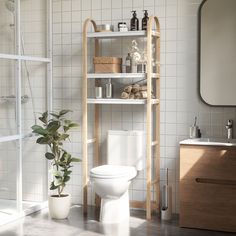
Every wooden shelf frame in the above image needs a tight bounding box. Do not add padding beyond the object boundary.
[82,17,160,220]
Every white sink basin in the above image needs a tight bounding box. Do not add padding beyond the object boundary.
[180,138,236,147]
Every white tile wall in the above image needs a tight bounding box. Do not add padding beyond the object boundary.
[52,0,236,213]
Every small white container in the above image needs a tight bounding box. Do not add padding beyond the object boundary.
[95,87,103,99]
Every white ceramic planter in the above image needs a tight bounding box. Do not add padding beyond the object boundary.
[48,194,71,219]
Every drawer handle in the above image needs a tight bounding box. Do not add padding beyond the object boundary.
[196,178,236,186]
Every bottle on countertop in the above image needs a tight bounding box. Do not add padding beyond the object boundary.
[125,53,132,73]
[130,10,139,31]
[142,10,149,30]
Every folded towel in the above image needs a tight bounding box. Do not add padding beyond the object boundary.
[131,84,140,93]
[121,92,129,99]
[124,85,132,94]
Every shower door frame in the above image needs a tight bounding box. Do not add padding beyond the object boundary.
[0,0,52,217]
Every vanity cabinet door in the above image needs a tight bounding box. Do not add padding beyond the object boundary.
[180,145,236,232]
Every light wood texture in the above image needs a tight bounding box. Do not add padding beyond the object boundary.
[180,144,236,232]
[82,18,97,214]
[82,17,160,220]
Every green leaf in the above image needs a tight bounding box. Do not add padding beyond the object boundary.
[71,157,80,162]
[31,125,48,135]
[39,111,48,124]
[54,178,63,186]
[68,123,79,128]
[50,182,58,190]
[63,176,70,182]
[59,134,69,141]
[50,112,60,119]
[63,170,72,175]
[45,152,55,160]
[63,126,70,132]
[52,170,62,177]
[47,121,60,133]
[36,137,51,144]
[59,110,71,116]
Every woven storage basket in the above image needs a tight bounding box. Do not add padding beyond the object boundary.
[93,57,122,73]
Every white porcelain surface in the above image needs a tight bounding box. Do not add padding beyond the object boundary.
[180,138,236,147]
[90,165,137,179]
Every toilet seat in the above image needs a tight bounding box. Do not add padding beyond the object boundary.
[90,165,137,179]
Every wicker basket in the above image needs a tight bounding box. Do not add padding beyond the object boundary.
[93,57,122,73]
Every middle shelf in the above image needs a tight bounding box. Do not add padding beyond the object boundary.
[87,73,160,79]
[87,98,159,105]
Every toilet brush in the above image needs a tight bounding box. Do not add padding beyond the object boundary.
[161,168,172,220]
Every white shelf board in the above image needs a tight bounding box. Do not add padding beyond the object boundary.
[87,30,160,39]
[87,98,159,105]
[87,73,160,79]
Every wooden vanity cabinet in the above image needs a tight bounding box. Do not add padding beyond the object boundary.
[180,144,236,232]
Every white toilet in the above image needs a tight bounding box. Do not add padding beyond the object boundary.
[90,130,144,224]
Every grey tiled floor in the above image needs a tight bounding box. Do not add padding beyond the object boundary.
[0,205,234,236]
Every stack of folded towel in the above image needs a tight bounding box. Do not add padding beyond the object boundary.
[121,84,154,99]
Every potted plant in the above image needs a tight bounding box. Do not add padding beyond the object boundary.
[31,110,80,219]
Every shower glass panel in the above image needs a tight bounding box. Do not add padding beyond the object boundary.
[0,141,17,221]
[0,59,17,136]
[20,0,47,58]
[0,0,52,225]
[22,61,47,206]
[0,0,15,55]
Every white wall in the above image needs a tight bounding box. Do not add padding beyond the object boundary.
[52,0,236,213]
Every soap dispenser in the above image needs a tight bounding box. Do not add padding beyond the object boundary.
[142,10,149,30]
[130,10,139,31]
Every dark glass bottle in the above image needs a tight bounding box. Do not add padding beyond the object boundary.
[130,10,139,31]
[142,10,149,30]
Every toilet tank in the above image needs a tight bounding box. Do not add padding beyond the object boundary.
[107,130,144,170]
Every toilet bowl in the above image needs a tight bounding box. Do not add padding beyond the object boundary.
[90,165,137,223]
[89,130,144,224]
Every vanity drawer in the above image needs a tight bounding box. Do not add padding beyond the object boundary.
[180,144,236,232]
[180,179,236,232]
[180,145,236,181]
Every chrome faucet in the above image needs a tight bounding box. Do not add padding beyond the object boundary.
[226,119,233,139]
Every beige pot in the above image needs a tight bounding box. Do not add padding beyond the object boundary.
[48,193,71,219]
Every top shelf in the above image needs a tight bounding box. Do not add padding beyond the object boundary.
[87,30,160,39]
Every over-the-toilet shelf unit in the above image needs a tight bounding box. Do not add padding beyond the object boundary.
[82,17,160,220]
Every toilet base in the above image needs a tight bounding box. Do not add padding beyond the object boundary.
[100,190,129,223]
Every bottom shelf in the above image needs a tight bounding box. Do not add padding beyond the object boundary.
[87,98,159,105]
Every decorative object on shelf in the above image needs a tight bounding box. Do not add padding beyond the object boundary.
[129,40,141,73]
[137,50,147,73]
[130,10,139,31]
[105,79,113,98]
[96,24,114,32]
[31,110,80,219]
[142,10,149,30]
[95,86,103,99]
[93,56,122,73]
[121,83,154,99]
[118,22,128,32]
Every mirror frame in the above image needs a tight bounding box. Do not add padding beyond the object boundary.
[198,0,236,107]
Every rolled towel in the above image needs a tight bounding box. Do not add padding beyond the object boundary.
[124,85,132,94]
[129,93,135,99]
[131,84,140,93]
[121,92,129,99]
[140,91,148,98]
[140,85,147,91]
[134,92,142,99]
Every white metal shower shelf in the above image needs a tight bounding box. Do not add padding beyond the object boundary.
[0,133,36,143]
[0,53,51,63]
[87,73,160,79]
[87,30,160,38]
[87,98,159,105]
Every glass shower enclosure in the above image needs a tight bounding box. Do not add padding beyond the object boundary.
[0,0,52,225]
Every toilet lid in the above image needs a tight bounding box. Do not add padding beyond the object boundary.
[90,165,137,179]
